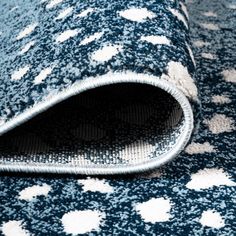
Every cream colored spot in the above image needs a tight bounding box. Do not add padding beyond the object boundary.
[135,198,172,223]
[19,41,35,55]
[11,65,30,81]
[91,45,122,62]
[34,67,53,84]
[222,69,236,83]
[186,168,236,191]
[202,11,217,17]
[55,29,78,43]
[119,140,156,164]
[140,35,171,45]
[161,61,198,99]
[201,52,216,59]
[193,40,210,48]
[80,32,103,45]
[200,210,225,229]
[168,8,188,28]
[119,8,156,22]
[78,178,114,193]
[76,8,94,18]
[204,114,235,134]
[1,220,30,236]
[46,0,64,9]
[200,23,219,30]
[61,210,104,235]
[212,95,231,104]
[16,23,37,40]
[55,7,73,20]
[185,142,215,155]
[19,184,51,201]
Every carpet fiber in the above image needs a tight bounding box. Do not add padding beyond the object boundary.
[0,0,199,174]
[0,0,236,235]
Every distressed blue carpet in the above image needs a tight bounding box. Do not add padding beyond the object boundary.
[0,0,200,174]
[0,0,236,235]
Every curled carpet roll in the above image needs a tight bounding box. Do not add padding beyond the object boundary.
[0,0,200,174]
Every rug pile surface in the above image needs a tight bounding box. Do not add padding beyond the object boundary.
[0,0,236,235]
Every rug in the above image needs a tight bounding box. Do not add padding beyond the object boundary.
[0,0,236,235]
[0,0,199,174]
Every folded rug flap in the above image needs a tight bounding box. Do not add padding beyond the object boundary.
[0,0,199,174]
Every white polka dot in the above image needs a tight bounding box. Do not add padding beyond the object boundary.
[168,8,188,28]
[204,114,235,134]
[19,41,35,55]
[135,198,172,223]
[55,29,79,43]
[119,140,156,164]
[34,67,54,84]
[79,32,103,46]
[61,210,104,235]
[119,8,156,22]
[11,65,30,81]
[76,8,95,18]
[200,23,219,30]
[1,220,30,236]
[46,0,64,9]
[91,44,122,62]
[201,52,216,60]
[202,11,217,17]
[140,35,171,45]
[185,142,215,155]
[161,61,198,99]
[221,69,236,83]
[78,178,114,193]
[199,210,225,229]
[16,23,38,41]
[186,168,236,191]
[212,95,231,104]
[55,7,73,20]
[193,40,210,48]
[19,184,51,201]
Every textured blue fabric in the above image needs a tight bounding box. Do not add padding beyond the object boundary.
[0,0,236,235]
[0,0,199,174]
[0,0,195,123]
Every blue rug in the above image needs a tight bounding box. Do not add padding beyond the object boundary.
[0,0,236,235]
[0,0,199,174]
